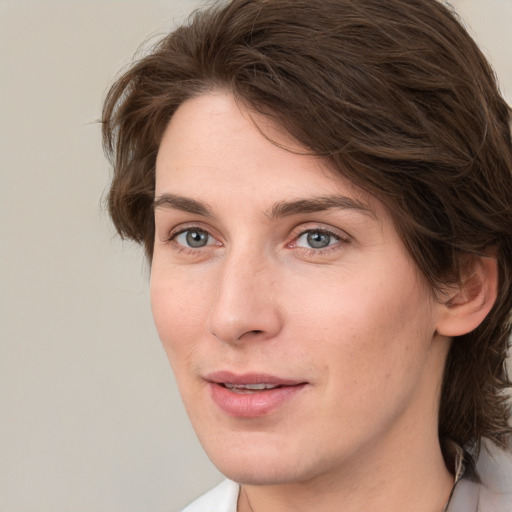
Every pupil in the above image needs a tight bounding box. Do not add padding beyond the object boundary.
[307,231,330,248]
[186,230,208,247]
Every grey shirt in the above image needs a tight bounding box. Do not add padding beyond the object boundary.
[446,440,512,512]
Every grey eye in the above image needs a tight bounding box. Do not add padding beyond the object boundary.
[186,230,209,247]
[175,229,210,248]
[306,231,332,248]
[295,230,339,249]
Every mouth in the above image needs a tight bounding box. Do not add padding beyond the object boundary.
[220,382,295,394]
[205,372,308,417]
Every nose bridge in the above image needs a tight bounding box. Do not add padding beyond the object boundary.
[208,245,281,344]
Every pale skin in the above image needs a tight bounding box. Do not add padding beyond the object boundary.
[150,92,497,512]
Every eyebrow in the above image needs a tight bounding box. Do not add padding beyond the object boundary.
[153,193,213,217]
[268,195,376,219]
[153,193,375,219]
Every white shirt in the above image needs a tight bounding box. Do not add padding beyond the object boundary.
[180,480,239,512]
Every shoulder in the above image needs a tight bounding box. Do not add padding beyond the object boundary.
[180,480,240,512]
[448,440,512,512]
[475,440,512,511]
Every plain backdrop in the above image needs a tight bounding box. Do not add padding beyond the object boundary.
[0,1,511,511]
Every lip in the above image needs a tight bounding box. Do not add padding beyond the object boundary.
[205,371,307,418]
[206,371,304,386]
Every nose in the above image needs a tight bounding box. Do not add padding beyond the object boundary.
[207,251,283,345]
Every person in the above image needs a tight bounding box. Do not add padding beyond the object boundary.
[101,0,512,510]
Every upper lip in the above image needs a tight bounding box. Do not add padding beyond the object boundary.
[205,371,306,386]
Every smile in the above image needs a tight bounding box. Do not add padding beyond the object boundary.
[222,383,283,393]
[205,372,307,417]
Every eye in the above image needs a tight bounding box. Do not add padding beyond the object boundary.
[295,229,340,249]
[173,228,212,248]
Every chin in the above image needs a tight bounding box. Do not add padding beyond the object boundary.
[198,430,324,486]
[213,457,306,486]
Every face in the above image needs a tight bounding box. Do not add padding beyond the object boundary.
[151,92,450,486]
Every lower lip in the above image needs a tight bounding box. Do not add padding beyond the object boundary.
[208,383,306,418]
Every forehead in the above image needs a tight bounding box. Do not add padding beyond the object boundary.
[155,92,378,213]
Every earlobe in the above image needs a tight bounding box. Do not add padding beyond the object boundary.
[435,254,498,337]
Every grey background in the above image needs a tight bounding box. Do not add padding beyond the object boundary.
[0,1,511,511]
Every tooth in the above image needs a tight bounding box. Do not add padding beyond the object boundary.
[224,383,278,390]
[244,384,270,390]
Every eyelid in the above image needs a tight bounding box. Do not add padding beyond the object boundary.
[288,223,351,244]
[173,229,213,248]
[163,223,224,256]
[295,229,340,247]
[169,225,207,241]
[285,224,352,257]
[167,222,219,242]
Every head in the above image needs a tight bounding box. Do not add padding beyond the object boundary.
[102,0,512,470]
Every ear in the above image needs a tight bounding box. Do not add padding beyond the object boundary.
[435,254,498,337]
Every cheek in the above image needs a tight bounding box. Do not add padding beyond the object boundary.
[290,267,435,389]
[149,272,207,371]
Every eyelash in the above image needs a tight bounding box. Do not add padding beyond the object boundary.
[167,225,219,255]
[167,225,350,256]
[288,227,349,257]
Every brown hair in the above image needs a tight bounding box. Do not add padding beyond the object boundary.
[102,0,512,455]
